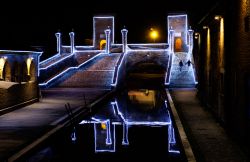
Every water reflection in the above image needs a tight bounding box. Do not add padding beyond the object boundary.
[79,89,180,154]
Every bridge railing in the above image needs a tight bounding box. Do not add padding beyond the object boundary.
[111,52,126,87]
[165,52,173,85]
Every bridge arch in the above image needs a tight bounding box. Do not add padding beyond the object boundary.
[118,50,169,88]
[125,61,166,88]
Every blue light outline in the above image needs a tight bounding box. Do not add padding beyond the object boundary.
[94,122,116,153]
[39,52,104,86]
[110,53,126,87]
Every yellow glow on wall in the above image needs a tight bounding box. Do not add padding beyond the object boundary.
[0,57,7,79]
[242,0,248,14]
[206,27,211,80]
[26,58,33,76]
[219,18,224,68]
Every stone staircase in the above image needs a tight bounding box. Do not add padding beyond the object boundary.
[55,53,122,88]
[169,52,197,88]
[39,51,101,87]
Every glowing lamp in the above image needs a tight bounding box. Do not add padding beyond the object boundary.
[214,15,222,20]
[150,29,159,42]
[150,31,158,39]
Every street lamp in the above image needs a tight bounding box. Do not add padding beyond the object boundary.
[150,28,158,43]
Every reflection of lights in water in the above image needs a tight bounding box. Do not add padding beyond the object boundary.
[128,89,156,110]
[79,92,180,154]
[71,127,77,143]
[101,122,107,129]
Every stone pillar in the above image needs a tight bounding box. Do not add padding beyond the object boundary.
[69,31,75,53]
[121,28,128,53]
[55,32,62,54]
[105,28,111,54]
[169,27,175,53]
[188,27,194,54]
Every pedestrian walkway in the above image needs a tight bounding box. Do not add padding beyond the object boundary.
[0,88,111,162]
[169,88,249,162]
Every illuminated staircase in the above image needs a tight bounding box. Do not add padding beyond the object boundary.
[39,51,101,88]
[56,53,121,88]
[169,52,197,88]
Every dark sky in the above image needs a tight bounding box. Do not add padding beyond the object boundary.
[0,0,219,55]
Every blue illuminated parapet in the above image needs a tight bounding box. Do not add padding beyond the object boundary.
[40,50,104,70]
[40,53,60,65]
[39,52,104,87]
[111,53,126,87]
[127,49,168,52]
[165,52,174,85]
[165,100,180,153]
[39,53,74,70]
[127,43,169,51]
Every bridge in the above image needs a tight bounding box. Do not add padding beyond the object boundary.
[38,46,197,89]
[38,15,197,89]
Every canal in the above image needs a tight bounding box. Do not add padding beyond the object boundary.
[19,87,187,162]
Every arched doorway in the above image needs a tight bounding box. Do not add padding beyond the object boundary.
[99,39,106,50]
[3,61,11,81]
[174,37,182,52]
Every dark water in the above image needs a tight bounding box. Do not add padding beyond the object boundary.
[21,89,187,162]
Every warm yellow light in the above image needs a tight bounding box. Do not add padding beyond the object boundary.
[26,57,33,76]
[215,16,221,20]
[150,30,158,40]
[0,57,7,79]
[215,15,223,21]
[101,122,107,130]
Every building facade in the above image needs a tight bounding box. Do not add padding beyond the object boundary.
[194,0,250,153]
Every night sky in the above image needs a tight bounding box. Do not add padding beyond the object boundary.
[0,0,218,58]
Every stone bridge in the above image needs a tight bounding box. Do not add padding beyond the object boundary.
[38,14,197,89]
